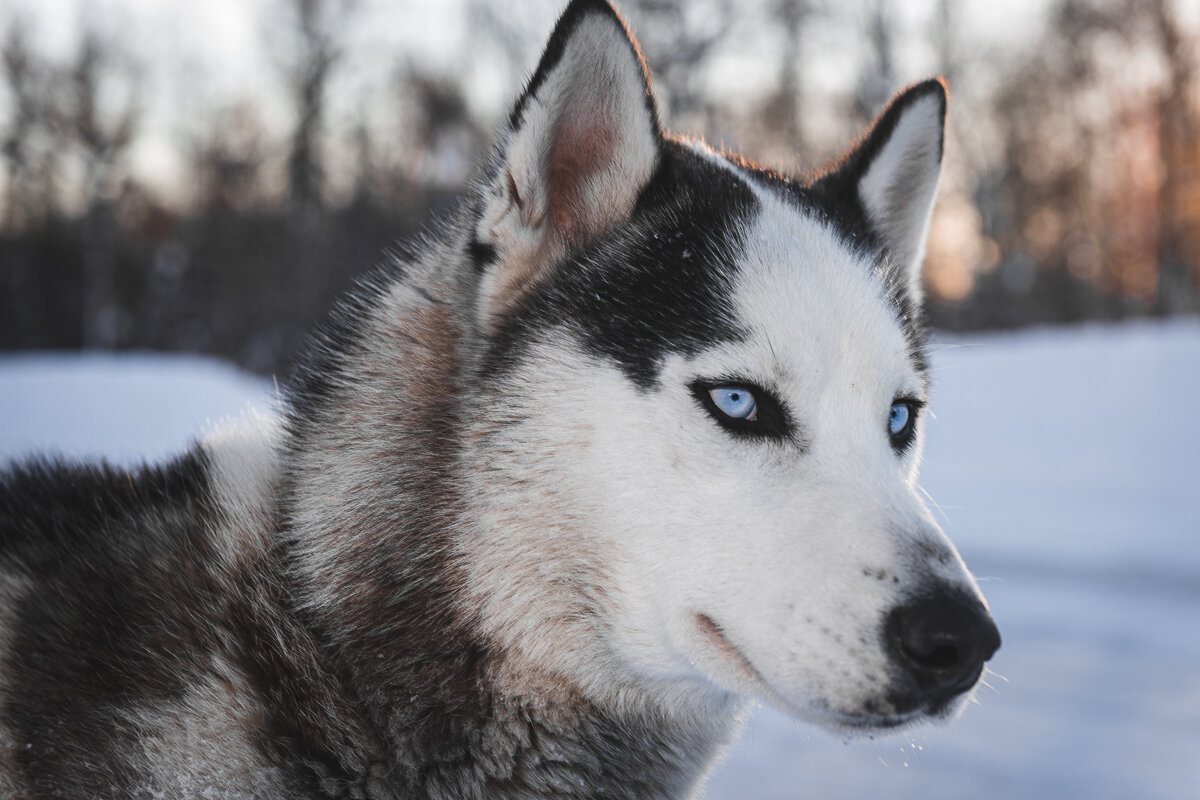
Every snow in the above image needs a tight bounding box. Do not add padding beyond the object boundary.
[2,320,1198,798]
[0,352,277,466]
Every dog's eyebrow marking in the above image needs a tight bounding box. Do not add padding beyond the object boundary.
[1,4,995,795]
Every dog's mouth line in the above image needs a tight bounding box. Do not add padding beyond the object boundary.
[818,705,926,732]
[693,613,938,732]
[692,612,806,716]
[693,613,822,721]
[695,613,758,680]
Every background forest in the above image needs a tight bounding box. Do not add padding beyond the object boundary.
[1,0,1197,375]
[2,4,1198,796]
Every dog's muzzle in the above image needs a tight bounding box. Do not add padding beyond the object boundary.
[884,587,1001,713]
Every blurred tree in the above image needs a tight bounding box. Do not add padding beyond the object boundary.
[2,0,1199,369]
[402,67,482,198]
[66,25,139,348]
[840,0,1193,327]
[982,0,1166,322]
[1145,0,1199,314]
[1,19,61,230]
[763,0,816,161]
[626,0,733,128]
[463,0,552,95]
[190,102,270,215]
[277,0,357,214]
[854,0,895,123]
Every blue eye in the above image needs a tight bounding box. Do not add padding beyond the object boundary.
[709,386,758,421]
[888,399,922,451]
[691,379,790,438]
[888,402,910,436]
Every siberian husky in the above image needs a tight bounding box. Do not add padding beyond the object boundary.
[0,0,999,797]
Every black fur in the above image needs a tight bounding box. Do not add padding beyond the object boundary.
[509,0,661,139]
[808,79,947,380]
[0,2,953,796]
[485,140,760,390]
[2,455,218,796]
[726,163,932,383]
[0,457,380,797]
[808,79,945,259]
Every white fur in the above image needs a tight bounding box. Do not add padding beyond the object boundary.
[461,161,985,735]
[130,657,288,798]
[858,92,944,300]
[477,12,658,328]
[201,408,283,569]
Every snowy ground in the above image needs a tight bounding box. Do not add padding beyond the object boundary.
[2,320,1198,799]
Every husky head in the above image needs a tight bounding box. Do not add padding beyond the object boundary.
[458,0,999,735]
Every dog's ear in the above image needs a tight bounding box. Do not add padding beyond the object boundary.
[815,79,946,301]
[474,0,660,326]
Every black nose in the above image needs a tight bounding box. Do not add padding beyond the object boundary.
[886,589,1001,709]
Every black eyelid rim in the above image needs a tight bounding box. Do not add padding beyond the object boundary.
[690,378,793,439]
[893,395,926,412]
[889,395,925,451]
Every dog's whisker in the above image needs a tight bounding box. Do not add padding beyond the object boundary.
[918,484,954,527]
[984,667,1010,684]
[2,0,1002,791]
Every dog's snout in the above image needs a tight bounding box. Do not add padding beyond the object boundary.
[885,589,1001,708]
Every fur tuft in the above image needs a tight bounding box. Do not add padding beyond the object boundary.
[0,7,994,799]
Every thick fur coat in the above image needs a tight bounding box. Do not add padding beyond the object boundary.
[0,2,998,798]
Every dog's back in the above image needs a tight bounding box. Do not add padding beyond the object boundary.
[0,434,378,798]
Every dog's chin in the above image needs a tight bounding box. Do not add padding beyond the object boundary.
[807,704,931,736]
[805,683,976,738]
[689,613,971,737]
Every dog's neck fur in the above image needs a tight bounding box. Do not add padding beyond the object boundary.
[268,245,740,798]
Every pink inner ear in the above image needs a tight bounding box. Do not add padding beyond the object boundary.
[546,103,617,246]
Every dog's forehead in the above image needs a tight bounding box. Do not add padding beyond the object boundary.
[505,140,924,394]
[727,177,925,394]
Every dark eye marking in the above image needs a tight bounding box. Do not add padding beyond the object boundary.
[690,380,791,439]
[888,397,924,453]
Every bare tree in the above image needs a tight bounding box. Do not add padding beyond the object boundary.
[276,0,358,214]
[766,0,815,158]
[854,0,896,123]
[1,19,62,229]
[625,0,733,128]
[190,102,270,215]
[463,0,553,99]
[1145,0,1199,314]
[64,25,139,348]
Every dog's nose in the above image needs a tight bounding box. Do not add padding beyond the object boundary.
[885,588,1001,707]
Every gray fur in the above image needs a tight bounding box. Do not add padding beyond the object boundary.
[0,2,996,798]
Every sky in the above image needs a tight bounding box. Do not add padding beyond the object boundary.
[1,0,1060,203]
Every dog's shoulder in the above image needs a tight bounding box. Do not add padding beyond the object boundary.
[0,408,282,577]
[0,450,217,572]
[0,420,348,796]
